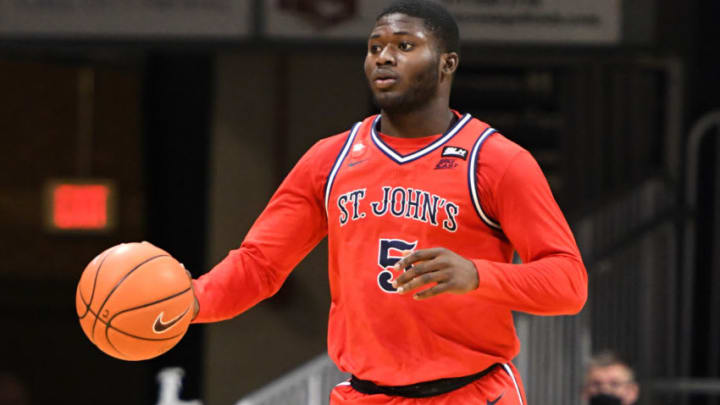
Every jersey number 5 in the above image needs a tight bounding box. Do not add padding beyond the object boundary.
[377,239,417,293]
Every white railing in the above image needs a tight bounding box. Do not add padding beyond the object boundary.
[235,354,348,405]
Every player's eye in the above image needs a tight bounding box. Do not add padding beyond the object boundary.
[398,41,414,51]
[369,44,383,53]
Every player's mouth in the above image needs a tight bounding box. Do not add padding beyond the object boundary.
[373,70,398,89]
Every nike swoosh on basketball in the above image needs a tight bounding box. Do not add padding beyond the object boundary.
[153,308,190,334]
[487,392,504,405]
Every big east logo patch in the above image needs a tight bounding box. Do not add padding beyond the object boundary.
[441,146,468,160]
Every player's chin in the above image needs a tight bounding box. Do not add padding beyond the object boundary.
[372,92,405,111]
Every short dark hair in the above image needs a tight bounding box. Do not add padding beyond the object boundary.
[376,0,460,55]
[588,350,636,381]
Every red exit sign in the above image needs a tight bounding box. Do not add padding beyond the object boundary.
[44,180,116,232]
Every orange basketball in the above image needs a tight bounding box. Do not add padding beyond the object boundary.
[75,242,194,361]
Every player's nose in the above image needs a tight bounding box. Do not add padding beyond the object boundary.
[376,46,396,66]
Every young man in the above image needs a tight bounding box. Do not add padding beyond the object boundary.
[191,1,587,403]
[583,352,639,405]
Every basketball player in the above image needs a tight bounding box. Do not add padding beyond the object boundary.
[190,1,588,403]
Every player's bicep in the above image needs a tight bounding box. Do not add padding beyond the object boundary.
[244,146,330,267]
[493,151,579,262]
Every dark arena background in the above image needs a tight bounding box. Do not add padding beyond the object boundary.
[0,1,718,404]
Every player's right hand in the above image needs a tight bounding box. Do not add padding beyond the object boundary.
[391,247,479,300]
[184,269,200,320]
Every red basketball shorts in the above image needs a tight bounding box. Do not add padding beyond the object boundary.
[330,363,527,404]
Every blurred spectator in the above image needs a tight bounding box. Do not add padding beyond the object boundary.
[583,351,639,405]
[0,372,29,405]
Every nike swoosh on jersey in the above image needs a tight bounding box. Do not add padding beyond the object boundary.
[347,159,368,167]
[487,392,504,405]
[152,307,190,334]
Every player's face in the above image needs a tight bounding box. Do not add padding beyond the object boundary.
[584,365,639,405]
[364,14,441,113]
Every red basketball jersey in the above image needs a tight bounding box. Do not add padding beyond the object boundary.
[192,112,587,386]
[325,113,520,384]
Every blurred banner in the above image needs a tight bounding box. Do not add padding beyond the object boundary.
[265,0,621,43]
[0,0,251,39]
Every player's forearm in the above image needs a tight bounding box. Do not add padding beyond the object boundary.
[471,253,587,315]
[191,207,327,322]
[484,148,588,314]
[191,245,281,323]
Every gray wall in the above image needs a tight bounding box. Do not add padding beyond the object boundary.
[203,49,368,405]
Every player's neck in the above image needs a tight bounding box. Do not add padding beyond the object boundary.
[379,102,454,139]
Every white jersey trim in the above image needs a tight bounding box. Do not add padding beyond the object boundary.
[370,113,472,164]
[501,363,524,405]
[325,122,362,214]
[468,127,501,230]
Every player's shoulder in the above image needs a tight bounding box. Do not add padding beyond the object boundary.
[305,118,370,158]
[470,117,529,161]
[303,133,350,166]
[311,131,351,154]
[297,120,368,173]
[469,118,543,187]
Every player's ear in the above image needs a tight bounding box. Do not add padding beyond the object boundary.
[440,52,459,77]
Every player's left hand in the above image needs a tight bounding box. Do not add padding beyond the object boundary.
[391,248,478,300]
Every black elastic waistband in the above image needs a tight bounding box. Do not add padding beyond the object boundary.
[350,363,500,398]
